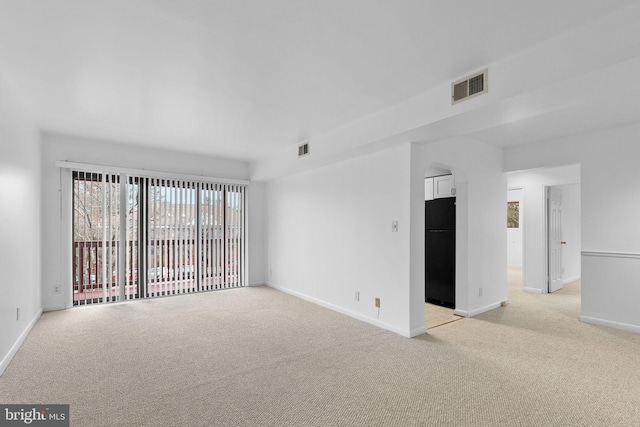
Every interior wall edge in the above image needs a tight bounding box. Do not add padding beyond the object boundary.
[0,309,42,377]
[454,300,503,318]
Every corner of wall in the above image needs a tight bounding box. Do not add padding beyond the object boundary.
[0,75,43,376]
[0,309,42,376]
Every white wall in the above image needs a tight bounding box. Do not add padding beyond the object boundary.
[506,183,581,279]
[505,123,640,332]
[266,144,413,336]
[507,188,523,267]
[40,133,261,311]
[248,181,267,286]
[266,136,508,337]
[265,137,507,338]
[506,165,580,293]
[0,78,42,375]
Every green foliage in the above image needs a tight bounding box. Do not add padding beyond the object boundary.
[507,202,519,228]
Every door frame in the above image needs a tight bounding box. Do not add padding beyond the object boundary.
[507,187,526,290]
[543,185,551,294]
[423,164,463,317]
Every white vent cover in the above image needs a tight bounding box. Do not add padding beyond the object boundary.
[452,69,488,104]
[298,142,309,157]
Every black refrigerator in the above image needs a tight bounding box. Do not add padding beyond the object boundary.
[425,198,456,308]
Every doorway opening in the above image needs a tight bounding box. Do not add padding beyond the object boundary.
[424,167,462,329]
[507,188,524,290]
[506,165,581,312]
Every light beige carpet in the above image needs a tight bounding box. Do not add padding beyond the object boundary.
[2,271,640,426]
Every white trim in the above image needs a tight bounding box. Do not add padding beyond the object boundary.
[410,326,427,338]
[563,275,581,285]
[454,300,504,318]
[524,287,544,294]
[580,315,640,334]
[508,186,526,296]
[60,168,73,309]
[582,250,640,259]
[0,309,42,376]
[543,185,550,294]
[267,282,413,338]
[243,186,249,288]
[248,282,266,287]
[55,160,250,186]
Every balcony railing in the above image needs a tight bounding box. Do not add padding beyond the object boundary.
[73,238,241,303]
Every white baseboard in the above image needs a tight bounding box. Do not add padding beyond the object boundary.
[563,275,581,285]
[0,308,42,376]
[454,300,504,318]
[248,282,266,287]
[410,326,427,338]
[266,282,414,338]
[580,315,640,334]
[524,287,544,294]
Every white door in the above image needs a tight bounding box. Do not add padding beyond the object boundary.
[548,187,564,293]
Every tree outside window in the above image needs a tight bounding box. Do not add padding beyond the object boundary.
[507,201,519,228]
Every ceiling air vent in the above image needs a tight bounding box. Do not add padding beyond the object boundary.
[298,142,310,157]
[451,69,488,104]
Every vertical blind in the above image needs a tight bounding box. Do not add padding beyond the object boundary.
[72,171,246,305]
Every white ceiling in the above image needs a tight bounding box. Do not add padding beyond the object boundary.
[0,0,638,162]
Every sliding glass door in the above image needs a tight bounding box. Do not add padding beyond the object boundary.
[72,171,246,305]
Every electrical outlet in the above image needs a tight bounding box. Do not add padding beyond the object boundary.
[375,297,380,308]
[479,288,483,297]
[355,291,360,301]
[53,284,61,294]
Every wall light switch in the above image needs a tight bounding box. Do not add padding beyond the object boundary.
[391,221,398,232]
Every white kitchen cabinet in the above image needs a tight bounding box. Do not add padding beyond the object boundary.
[425,175,455,200]
[433,175,455,199]
[424,177,434,201]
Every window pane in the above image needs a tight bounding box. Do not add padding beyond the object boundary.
[507,202,519,228]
